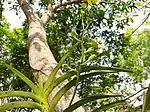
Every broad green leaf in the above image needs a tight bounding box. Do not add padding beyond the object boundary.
[44,41,80,92]
[4,63,39,93]
[83,0,98,5]
[91,39,98,49]
[64,94,122,112]
[142,85,150,112]
[0,101,42,112]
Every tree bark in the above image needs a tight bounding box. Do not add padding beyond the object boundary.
[17,0,87,111]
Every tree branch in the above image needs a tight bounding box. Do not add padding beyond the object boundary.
[53,0,115,11]
[127,12,150,37]
[17,0,40,24]
[41,3,55,26]
[53,0,82,10]
[41,0,82,25]
[41,0,115,25]
[125,87,148,100]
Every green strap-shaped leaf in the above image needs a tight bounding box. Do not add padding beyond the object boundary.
[44,71,76,99]
[44,41,80,91]
[69,70,80,106]
[48,79,76,112]
[46,70,120,99]
[0,101,42,112]
[38,73,44,95]
[81,65,133,73]
[93,100,125,112]
[48,71,119,111]
[142,85,150,112]
[64,94,122,112]
[5,63,39,93]
[0,91,41,103]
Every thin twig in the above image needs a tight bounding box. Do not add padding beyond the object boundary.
[127,12,150,37]
[125,87,148,100]
[53,0,115,11]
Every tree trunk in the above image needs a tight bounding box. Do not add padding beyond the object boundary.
[28,18,86,112]
[17,0,87,112]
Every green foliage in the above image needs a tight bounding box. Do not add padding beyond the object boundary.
[0,101,42,112]
[93,100,125,112]
[0,0,149,111]
[115,27,150,81]
[0,17,31,92]
[142,85,150,112]
[44,41,80,91]
[4,63,38,93]
[0,42,130,111]
[64,94,122,112]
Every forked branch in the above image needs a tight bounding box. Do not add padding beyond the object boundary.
[41,0,82,25]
